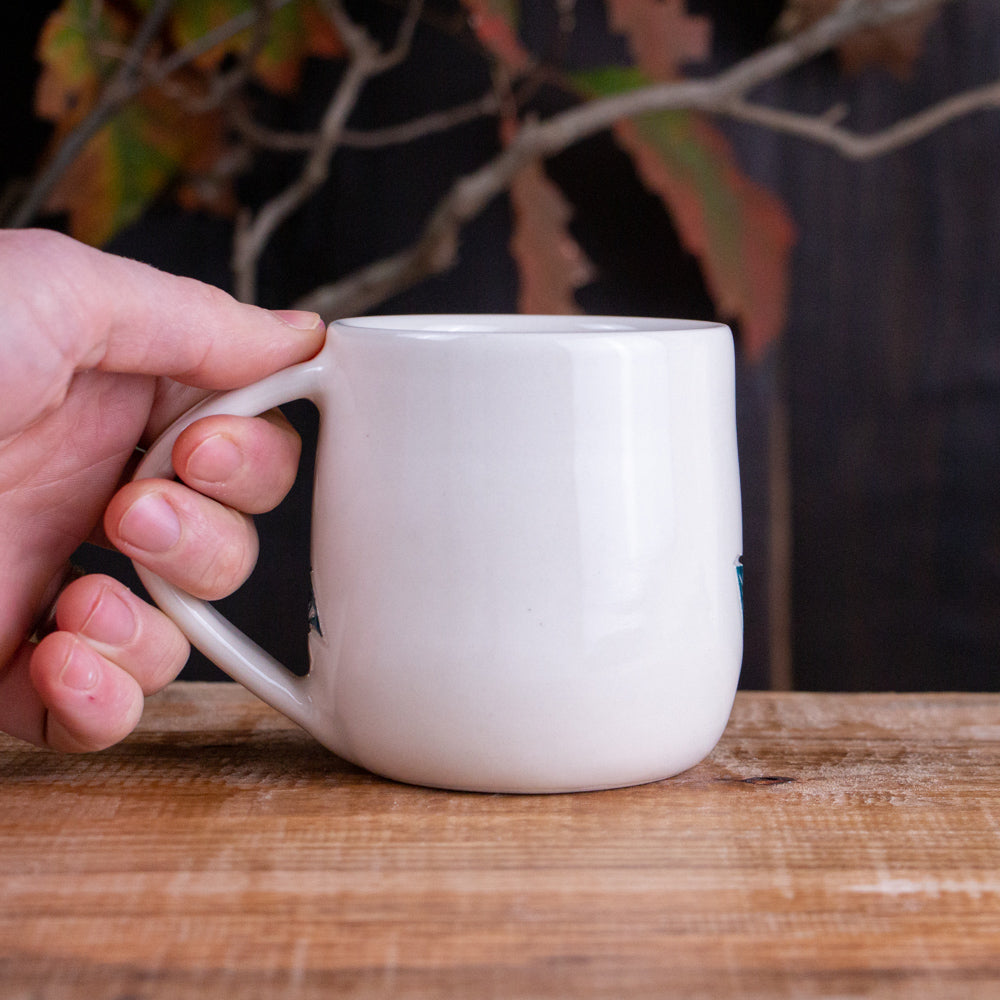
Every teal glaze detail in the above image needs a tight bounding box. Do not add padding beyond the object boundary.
[308,590,323,637]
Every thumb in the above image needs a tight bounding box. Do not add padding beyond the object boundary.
[0,230,325,431]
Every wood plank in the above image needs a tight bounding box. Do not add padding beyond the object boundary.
[1,685,999,998]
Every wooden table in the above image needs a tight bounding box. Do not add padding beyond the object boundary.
[2,684,999,998]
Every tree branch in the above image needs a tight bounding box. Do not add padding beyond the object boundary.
[231,91,500,152]
[722,78,1000,159]
[230,0,426,302]
[8,0,983,320]
[293,0,973,318]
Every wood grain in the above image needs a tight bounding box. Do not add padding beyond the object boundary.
[2,685,1000,998]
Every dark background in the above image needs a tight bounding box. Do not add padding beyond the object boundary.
[4,1,998,691]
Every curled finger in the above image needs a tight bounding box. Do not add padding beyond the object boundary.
[27,574,191,752]
[104,479,259,601]
[172,409,302,514]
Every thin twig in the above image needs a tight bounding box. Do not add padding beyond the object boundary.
[231,90,500,151]
[155,3,273,117]
[231,56,372,303]
[513,0,957,144]
[723,79,1000,159]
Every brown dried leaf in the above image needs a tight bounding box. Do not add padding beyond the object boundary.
[604,0,713,81]
[508,159,595,314]
[779,0,944,78]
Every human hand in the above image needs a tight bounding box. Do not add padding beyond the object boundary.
[0,229,325,751]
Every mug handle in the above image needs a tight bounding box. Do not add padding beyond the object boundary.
[130,355,328,734]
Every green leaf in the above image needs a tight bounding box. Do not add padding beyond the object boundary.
[571,65,647,97]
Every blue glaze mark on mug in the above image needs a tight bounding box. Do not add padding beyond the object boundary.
[308,575,323,638]
[735,557,744,615]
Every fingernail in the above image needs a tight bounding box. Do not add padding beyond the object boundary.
[59,639,101,692]
[117,493,182,553]
[81,586,137,646]
[186,433,242,484]
[271,309,323,332]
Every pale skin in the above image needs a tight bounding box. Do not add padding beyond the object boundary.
[0,229,326,753]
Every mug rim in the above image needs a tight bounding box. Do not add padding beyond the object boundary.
[333,314,728,336]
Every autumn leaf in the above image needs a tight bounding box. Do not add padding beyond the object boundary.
[35,0,226,245]
[604,0,712,81]
[778,0,944,78]
[164,0,344,93]
[255,2,345,91]
[465,2,595,313]
[34,0,123,124]
[48,98,224,246]
[576,67,796,357]
[34,0,345,245]
[591,2,799,352]
[462,0,532,74]
[506,134,595,314]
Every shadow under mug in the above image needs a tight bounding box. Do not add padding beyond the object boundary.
[133,315,743,793]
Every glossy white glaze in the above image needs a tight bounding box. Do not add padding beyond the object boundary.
[134,315,743,792]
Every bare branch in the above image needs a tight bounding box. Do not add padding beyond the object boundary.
[230,0,426,302]
[723,79,1000,159]
[706,0,955,99]
[8,0,982,322]
[231,91,500,152]
[292,0,976,319]
[343,90,499,147]
[516,0,958,144]
[122,0,176,75]
[292,135,532,317]
[231,55,371,302]
[373,0,424,73]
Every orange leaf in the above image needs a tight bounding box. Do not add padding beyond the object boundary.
[614,112,796,358]
[251,2,346,94]
[604,0,712,81]
[33,0,305,243]
[300,3,346,59]
[508,158,595,315]
[462,0,532,74]
[35,0,127,126]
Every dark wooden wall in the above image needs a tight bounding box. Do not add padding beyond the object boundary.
[5,2,998,691]
[724,0,1000,689]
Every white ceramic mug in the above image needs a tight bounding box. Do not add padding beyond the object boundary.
[133,315,743,792]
